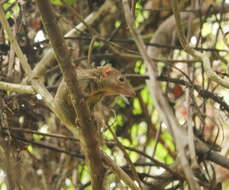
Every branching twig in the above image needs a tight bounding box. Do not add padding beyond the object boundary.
[27,0,112,80]
[107,125,143,189]
[0,6,31,75]
[0,4,54,109]
[171,0,229,89]
[101,151,140,190]
[0,0,79,136]
[122,0,199,189]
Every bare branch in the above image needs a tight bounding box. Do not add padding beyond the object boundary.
[122,0,199,189]
[0,0,79,137]
[0,6,31,75]
[171,0,229,89]
[0,81,34,94]
[102,152,140,190]
[28,0,113,80]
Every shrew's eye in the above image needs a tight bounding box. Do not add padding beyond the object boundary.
[118,76,125,82]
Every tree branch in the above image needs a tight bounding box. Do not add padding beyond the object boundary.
[0,0,79,138]
[171,0,229,89]
[102,151,140,190]
[35,0,106,189]
[0,81,34,94]
[0,6,31,75]
[122,0,199,189]
[28,0,112,80]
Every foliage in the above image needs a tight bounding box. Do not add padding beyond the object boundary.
[0,0,229,189]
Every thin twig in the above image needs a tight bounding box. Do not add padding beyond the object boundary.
[107,124,143,189]
[88,35,99,65]
[101,151,140,190]
[60,0,97,35]
[123,146,183,180]
[171,0,229,89]
[28,1,112,80]
[5,127,79,141]
[12,135,83,158]
[0,6,31,75]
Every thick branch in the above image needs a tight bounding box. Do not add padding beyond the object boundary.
[35,0,106,189]
[0,81,34,94]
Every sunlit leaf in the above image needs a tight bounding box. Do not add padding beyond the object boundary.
[129,151,139,162]
[135,60,142,73]
[115,20,121,28]
[216,39,227,50]
[131,124,140,145]
[140,86,153,106]
[133,98,142,115]
[0,183,7,190]
[33,134,43,140]
[139,64,145,74]
[161,133,175,152]
[115,96,126,108]
[155,143,168,162]
[27,145,33,153]
[201,23,212,37]
[120,138,130,146]
[79,164,90,184]
[165,155,174,164]
[51,0,77,6]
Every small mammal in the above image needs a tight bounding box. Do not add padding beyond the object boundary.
[55,64,135,126]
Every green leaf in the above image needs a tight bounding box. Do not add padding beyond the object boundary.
[78,164,90,184]
[161,133,175,151]
[120,138,130,146]
[151,110,158,124]
[27,145,33,153]
[129,151,139,162]
[133,97,142,115]
[103,130,113,140]
[65,178,73,189]
[135,2,143,27]
[135,60,142,73]
[33,134,43,140]
[51,0,77,6]
[115,96,126,108]
[216,39,227,50]
[155,143,168,162]
[165,155,174,164]
[0,183,7,190]
[140,86,153,106]
[139,64,145,74]
[3,0,19,19]
[116,114,124,126]
[130,124,140,145]
[115,20,121,28]
[201,23,212,37]
[93,41,100,47]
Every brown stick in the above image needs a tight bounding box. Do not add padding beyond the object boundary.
[35,0,106,189]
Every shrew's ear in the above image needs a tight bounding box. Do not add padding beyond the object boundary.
[102,64,113,77]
